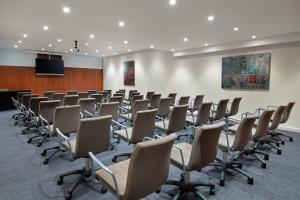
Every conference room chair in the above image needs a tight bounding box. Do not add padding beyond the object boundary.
[67,90,78,95]
[52,93,66,105]
[157,97,172,118]
[56,115,112,200]
[112,109,158,162]
[17,94,38,125]
[229,110,274,168]
[155,105,188,135]
[168,93,177,106]
[100,90,108,100]
[126,94,143,110]
[12,91,31,121]
[120,99,149,122]
[89,134,176,200]
[165,122,225,199]
[210,99,229,123]
[127,92,140,104]
[117,89,126,95]
[113,92,124,98]
[177,96,190,105]
[189,95,204,113]
[225,97,242,122]
[91,93,103,108]
[31,100,61,147]
[78,92,89,99]
[104,89,112,97]
[99,102,119,121]
[41,105,81,164]
[215,115,257,186]
[43,91,56,100]
[88,89,97,97]
[63,95,79,106]
[109,96,123,105]
[149,94,161,109]
[79,98,96,118]
[145,91,155,101]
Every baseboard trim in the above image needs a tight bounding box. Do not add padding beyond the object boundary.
[278,126,300,134]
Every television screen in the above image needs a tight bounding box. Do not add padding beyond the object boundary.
[35,58,64,75]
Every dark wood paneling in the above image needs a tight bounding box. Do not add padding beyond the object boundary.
[0,65,103,96]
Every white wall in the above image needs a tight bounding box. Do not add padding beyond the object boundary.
[0,49,102,69]
[104,45,300,131]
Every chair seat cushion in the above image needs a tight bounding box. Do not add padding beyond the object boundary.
[114,128,133,142]
[62,138,76,154]
[218,133,235,151]
[170,142,192,170]
[186,115,196,124]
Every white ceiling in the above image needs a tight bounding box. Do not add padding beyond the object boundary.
[0,0,300,57]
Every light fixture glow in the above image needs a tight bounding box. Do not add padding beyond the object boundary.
[95,49,99,53]
[114,52,117,55]
[118,21,125,27]
[63,6,70,13]
[252,35,256,39]
[102,54,105,57]
[43,25,49,30]
[85,43,89,46]
[204,43,208,47]
[208,15,214,21]
[90,34,95,39]
[48,44,52,47]
[23,34,28,38]
[14,45,18,48]
[69,48,73,52]
[171,49,175,52]
[183,37,188,42]
[233,27,239,31]
[124,40,128,44]
[65,50,68,53]
[18,40,22,44]
[41,48,45,51]
[128,49,131,52]
[169,0,177,6]
[57,38,62,42]
[108,46,112,50]
[84,52,88,56]
[150,45,154,49]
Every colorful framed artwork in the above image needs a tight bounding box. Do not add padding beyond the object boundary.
[124,61,135,86]
[222,53,271,90]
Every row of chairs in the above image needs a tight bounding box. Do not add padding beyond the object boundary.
[11,89,295,200]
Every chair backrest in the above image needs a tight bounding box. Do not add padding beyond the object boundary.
[187,122,225,171]
[63,95,79,106]
[53,105,81,134]
[167,105,188,133]
[131,109,158,143]
[17,91,31,103]
[39,100,61,124]
[67,90,78,95]
[150,94,161,108]
[22,94,38,109]
[178,96,190,105]
[101,91,108,99]
[195,102,213,126]
[168,93,177,105]
[113,92,124,97]
[231,115,257,151]
[75,116,112,158]
[253,110,274,140]
[281,102,295,123]
[109,96,123,104]
[128,90,138,100]
[88,90,97,97]
[117,89,126,95]
[43,91,56,100]
[131,99,149,120]
[269,105,287,130]
[129,92,140,102]
[124,134,176,200]
[157,97,172,117]
[78,92,89,99]
[130,94,143,105]
[79,98,96,115]
[52,93,66,105]
[192,95,204,110]
[228,97,242,117]
[214,99,229,120]
[29,97,48,115]
[104,89,112,96]
[145,91,155,101]
[99,102,119,121]
[91,94,103,104]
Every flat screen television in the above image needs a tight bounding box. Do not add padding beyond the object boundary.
[35,58,64,75]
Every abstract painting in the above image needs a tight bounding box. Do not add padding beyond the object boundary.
[222,53,271,90]
[124,61,135,86]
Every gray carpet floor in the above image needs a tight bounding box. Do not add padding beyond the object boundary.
[1,110,300,200]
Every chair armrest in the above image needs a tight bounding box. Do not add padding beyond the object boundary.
[112,120,129,142]
[56,128,72,151]
[172,144,186,172]
[84,110,94,117]
[267,105,278,110]
[89,152,120,196]
[39,115,52,135]
[155,116,166,130]
[28,108,36,119]
[255,108,266,114]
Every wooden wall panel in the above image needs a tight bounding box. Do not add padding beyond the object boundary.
[0,65,103,95]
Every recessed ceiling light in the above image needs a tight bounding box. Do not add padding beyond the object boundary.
[84,52,88,56]
[14,45,18,48]
[124,40,128,44]
[85,43,89,46]
[108,46,112,50]
[128,49,131,52]
[233,27,239,31]
[95,49,99,53]
[252,35,256,39]
[102,54,105,57]
[70,48,73,52]
[90,34,95,39]
[169,0,177,6]
[23,34,28,38]
[118,21,125,27]
[42,48,45,51]
[114,52,117,55]
[63,6,70,14]
[150,45,154,49]
[171,49,175,52]
[183,37,188,42]
[48,44,52,47]
[43,25,49,30]
[65,50,68,53]
[57,38,62,42]
[208,15,214,21]
[204,43,208,47]
[18,40,22,44]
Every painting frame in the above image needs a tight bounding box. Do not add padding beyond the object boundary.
[124,60,135,86]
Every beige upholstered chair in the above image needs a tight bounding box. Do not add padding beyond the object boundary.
[41,105,81,164]
[91,93,103,109]
[44,91,56,100]
[177,96,190,105]
[104,89,112,97]
[155,105,188,134]
[149,94,161,109]
[64,95,79,106]
[12,91,31,123]
[128,92,139,102]
[109,96,123,104]
[56,116,112,200]
[145,91,155,101]
[19,94,38,125]
[112,109,158,162]
[67,90,78,95]
[121,99,149,122]
[53,93,66,105]
[210,99,229,122]
[216,115,257,186]
[88,89,97,97]
[168,93,177,106]
[89,134,177,200]
[190,95,204,112]
[99,102,119,121]
[79,98,96,117]
[157,97,172,117]
[78,92,89,99]
[165,122,225,199]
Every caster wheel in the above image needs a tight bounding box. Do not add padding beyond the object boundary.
[22,131,26,135]
[41,151,46,156]
[101,186,107,193]
[14,122,17,125]
[65,193,72,200]
[277,150,282,155]
[112,157,117,162]
[37,143,42,147]
[110,146,114,150]
[281,141,285,145]
[156,188,161,193]
[43,159,49,165]
[238,164,243,169]
[117,139,120,144]
[261,163,266,169]
[247,178,254,185]
[209,188,215,195]
[219,180,225,187]
[264,155,269,160]
[27,139,32,143]
[289,138,293,142]
[47,135,50,138]
[57,177,63,185]
[276,143,280,147]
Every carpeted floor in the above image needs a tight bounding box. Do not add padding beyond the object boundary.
[0,110,300,200]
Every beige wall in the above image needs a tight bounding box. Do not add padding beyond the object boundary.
[104,45,300,131]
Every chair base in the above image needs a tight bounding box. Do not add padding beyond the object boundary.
[112,153,132,162]
[233,150,268,169]
[256,139,282,155]
[41,145,65,165]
